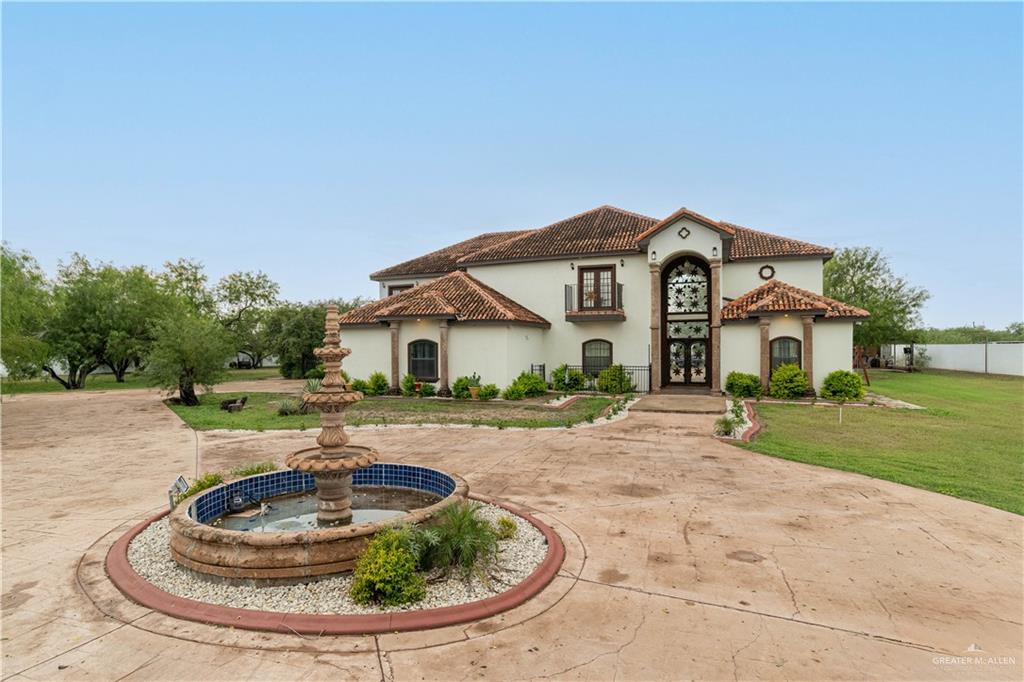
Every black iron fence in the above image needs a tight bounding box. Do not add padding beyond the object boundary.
[529,363,652,394]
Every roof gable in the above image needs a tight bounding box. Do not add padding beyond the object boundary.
[722,279,869,320]
[456,205,657,265]
[370,230,531,281]
[634,207,736,244]
[338,271,550,327]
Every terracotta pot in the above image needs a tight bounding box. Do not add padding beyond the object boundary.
[468,386,481,400]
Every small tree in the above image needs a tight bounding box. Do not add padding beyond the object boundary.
[146,308,234,405]
[0,245,52,380]
[264,299,368,378]
[215,271,279,367]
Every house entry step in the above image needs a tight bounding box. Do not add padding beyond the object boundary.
[630,394,726,414]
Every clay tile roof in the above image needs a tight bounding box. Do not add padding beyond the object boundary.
[338,271,550,327]
[722,279,870,321]
[723,223,833,261]
[370,230,532,280]
[456,205,658,265]
[634,206,736,243]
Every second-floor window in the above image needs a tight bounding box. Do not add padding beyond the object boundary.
[388,285,413,297]
[579,266,614,309]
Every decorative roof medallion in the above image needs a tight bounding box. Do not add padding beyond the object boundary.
[677,226,691,239]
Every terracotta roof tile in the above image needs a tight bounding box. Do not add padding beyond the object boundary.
[722,279,869,321]
[634,206,736,243]
[338,271,550,327]
[370,230,531,280]
[724,223,832,261]
[456,205,658,265]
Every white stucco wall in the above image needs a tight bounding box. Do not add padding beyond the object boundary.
[917,343,1024,376]
[398,319,441,379]
[339,326,391,381]
[466,254,651,368]
[812,321,854,390]
[722,259,824,299]
[446,325,531,388]
[646,217,723,266]
[721,324,760,379]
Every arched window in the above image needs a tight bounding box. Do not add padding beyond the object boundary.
[770,337,801,372]
[408,340,438,381]
[665,258,709,314]
[582,339,613,376]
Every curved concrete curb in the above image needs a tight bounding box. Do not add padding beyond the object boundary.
[105,493,565,635]
[738,400,762,442]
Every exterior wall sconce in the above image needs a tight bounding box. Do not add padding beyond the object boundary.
[712,246,719,257]
[650,250,657,262]
[620,258,625,267]
[570,262,575,270]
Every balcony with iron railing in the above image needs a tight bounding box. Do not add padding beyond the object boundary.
[564,282,626,322]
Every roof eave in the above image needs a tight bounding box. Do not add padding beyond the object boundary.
[369,271,450,282]
[459,248,644,268]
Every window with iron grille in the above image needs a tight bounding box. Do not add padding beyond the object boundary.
[408,340,438,380]
[579,266,614,309]
[582,339,613,375]
[770,337,801,371]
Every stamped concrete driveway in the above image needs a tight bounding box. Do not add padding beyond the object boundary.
[2,385,1021,681]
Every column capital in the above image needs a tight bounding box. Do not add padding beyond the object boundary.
[648,261,660,273]
[709,258,723,268]
[758,317,772,327]
[801,315,815,324]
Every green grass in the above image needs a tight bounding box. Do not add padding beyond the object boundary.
[738,370,1024,514]
[167,392,615,431]
[0,367,281,395]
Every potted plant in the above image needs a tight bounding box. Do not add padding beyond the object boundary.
[467,373,482,399]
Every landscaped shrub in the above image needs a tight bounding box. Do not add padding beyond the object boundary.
[768,364,810,399]
[176,472,224,502]
[495,516,518,540]
[551,364,586,393]
[451,374,481,400]
[725,371,763,399]
[730,399,746,422]
[477,383,500,401]
[509,371,548,398]
[714,415,740,437]
[596,364,634,394]
[820,370,865,402]
[277,398,301,416]
[400,373,417,397]
[230,461,277,477]
[419,502,499,577]
[419,382,436,397]
[350,528,426,606]
[350,378,369,393]
[501,384,526,401]
[366,371,390,396]
[304,365,325,380]
[304,377,322,394]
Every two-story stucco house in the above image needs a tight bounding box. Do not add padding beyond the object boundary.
[337,204,868,395]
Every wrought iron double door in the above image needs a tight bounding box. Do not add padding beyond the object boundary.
[667,335,708,385]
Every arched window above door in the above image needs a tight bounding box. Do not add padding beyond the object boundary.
[665,258,709,314]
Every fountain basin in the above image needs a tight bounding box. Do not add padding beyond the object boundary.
[169,462,469,580]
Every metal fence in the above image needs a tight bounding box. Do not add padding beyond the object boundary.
[529,363,652,394]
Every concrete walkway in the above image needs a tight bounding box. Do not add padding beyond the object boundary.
[631,392,727,413]
[1,385,1021,681]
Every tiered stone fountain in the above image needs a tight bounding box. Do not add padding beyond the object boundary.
[284,304,377,525]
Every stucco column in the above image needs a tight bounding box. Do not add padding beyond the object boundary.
[802,315,815,392]
[438,319,451,397]
[388,321,401,394]
[710,259,722,394]
[649,262,661,391]
[759,318,771,390]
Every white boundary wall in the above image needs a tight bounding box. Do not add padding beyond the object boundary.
[921,343,1024,376]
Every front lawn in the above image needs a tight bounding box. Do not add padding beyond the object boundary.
[0,367,281,395]
[167,392,617,431]
[739,370,1024,514]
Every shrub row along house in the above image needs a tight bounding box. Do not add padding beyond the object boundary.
[338,204,868,395]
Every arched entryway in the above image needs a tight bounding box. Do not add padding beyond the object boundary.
[661,255,711,387]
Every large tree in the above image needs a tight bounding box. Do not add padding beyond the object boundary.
[824,247,930,372]
[1,244,52,379]
[159,258,217,316]
[265,299,367,379]
[102,266,174,381]
[215,271,279,367]
[145,307,234,405]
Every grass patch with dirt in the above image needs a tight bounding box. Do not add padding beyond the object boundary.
[1,367,281,395]
[167,392,616,431]
[738,370,1024,514]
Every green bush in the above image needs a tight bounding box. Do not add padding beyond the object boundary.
[277,398,301,416]
[451,374,481,400]
[730,399,746,421]
[551,364,586,393]
[366,371,390,396]
[769,364,810,399]
[495,516,518,540]
[303,377,322,394]
[400,373,417,397]
[230,461,277,477]
[350,378,369,393]
[596,364,634,394]
[714,415,740,437]
[419,382,436,397]
[350,528,426,606]
[820,370,865,402]
[419,502,499,577]
[725,371,763,399]
[478,383,500,401]
[510,371,548,398]
[176,472,224,502]
[501,384,526,400]
[304,365,325,380]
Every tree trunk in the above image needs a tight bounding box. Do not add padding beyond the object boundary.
[43,366,72,390]
[179,379,199,406]
[105,360,129,382]
[854,346,871,386]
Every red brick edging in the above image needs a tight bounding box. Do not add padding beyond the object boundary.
[105,493,565,635]
[737,400,762,442]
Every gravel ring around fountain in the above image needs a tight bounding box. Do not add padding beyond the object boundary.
[105,494,565,634]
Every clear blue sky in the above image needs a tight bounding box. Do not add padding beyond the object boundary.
[3,2,1021,328]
